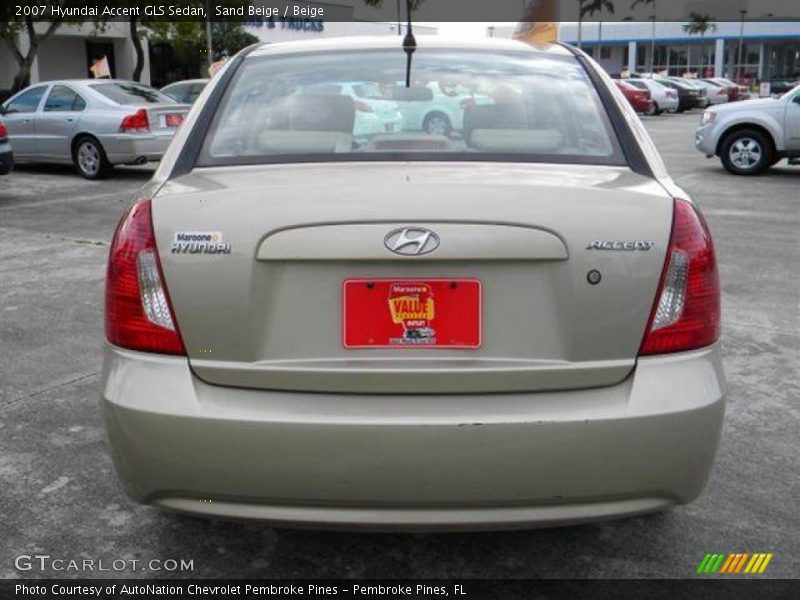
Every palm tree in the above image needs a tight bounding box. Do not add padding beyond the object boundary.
[631,0,656,74]
[577,0,615,51]
[683,12,717,75]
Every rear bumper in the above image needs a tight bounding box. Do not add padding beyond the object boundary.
[0,144,13,175]
[632,99,654,113]
[100,343,725,530]
[659,97,679,112]
[98,131,174,164]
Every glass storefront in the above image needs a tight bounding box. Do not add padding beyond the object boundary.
[631,39,800,81]
[637,42,717,76]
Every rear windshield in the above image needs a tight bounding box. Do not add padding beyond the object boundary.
[198,49,624,166]
[91,82,173,105]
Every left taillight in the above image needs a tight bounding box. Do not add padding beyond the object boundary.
[105,199,185,355]
[639,198,720,355]
[0,121,7,140]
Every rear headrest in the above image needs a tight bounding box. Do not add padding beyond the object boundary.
[468,129,564,153]
[463,102,527,145]
[268,94,355,133]
[256,131,353,154]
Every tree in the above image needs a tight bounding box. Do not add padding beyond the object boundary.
[0,0,106,91]
[125,1,255,82]
[683,12,716,74]
[129,15,145,82]
[362,0,425,29]
[576,1,614,51]
[145,21,258,79]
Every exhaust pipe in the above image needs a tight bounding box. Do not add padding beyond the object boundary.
[134,156,148,165]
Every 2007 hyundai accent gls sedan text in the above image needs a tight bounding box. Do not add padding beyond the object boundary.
[101,37,725,530]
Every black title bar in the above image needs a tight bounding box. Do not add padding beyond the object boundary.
[3,0,800,23]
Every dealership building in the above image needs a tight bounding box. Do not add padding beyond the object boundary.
[560,20,800,81]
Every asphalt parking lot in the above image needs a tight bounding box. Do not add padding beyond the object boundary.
[1,112,798,579]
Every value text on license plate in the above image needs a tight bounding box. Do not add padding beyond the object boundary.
[343,279,481,349]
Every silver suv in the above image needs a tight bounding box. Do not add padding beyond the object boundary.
[695,84,800,174]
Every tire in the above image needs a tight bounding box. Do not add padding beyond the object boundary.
[422,112,452,137]
[645,102,660,116]
[719,129,773,176]
[73,136,112,180]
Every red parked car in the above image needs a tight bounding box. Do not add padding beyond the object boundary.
[614,79,655,114]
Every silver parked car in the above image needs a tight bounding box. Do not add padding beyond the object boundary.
[161,78,209,104]
[0,80,189,179]
[695,83,800,174]
[101,37,724,530]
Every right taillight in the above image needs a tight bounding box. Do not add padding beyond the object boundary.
[105,199,185,355]
[0,121,7,140]
[120,108,149,133]
[639,198,720,355]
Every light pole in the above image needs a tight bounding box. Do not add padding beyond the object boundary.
[737,9,747,81]
[650,1,656,74]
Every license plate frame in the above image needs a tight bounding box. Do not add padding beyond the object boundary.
[343,278,482,349]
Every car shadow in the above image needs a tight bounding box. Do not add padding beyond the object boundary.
[144,508,684,578]
[10,163,155,180]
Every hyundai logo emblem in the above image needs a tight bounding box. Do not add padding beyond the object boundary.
[384,227,440,256]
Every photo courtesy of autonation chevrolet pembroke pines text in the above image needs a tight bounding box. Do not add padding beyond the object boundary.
[1,0,798,598]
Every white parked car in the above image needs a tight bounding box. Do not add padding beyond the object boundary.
[695,83,800,174]
[626,78,679,114]
[397,81,494,136]
[296,81,402,139]
[689,79,729,105]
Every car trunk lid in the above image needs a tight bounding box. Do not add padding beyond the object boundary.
[154,162,673,394]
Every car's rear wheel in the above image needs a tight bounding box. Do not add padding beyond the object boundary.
[423,112,452,137]
[720,129,773,176]
[73,136,112,180]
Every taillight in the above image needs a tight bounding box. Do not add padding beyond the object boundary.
[0,121,7,139]
[354,100,374,113]
[639,199,720,355]
[105,200,185,355]
[120,108,149,133]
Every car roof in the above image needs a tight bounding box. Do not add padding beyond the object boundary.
[248,36,571,58]
[162,79,210,87]
[26,79,158,89]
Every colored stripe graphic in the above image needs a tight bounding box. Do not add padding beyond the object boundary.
[719,554,736,574]
[734,553,750,573]
[700,552,773,574]
[697,554,712,574]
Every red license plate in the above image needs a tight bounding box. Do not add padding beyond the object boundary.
[343,279,481,349]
